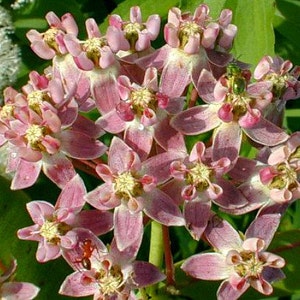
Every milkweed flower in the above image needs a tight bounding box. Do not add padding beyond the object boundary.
[85,136,185,250]
[254,55,300,126]
[97,67,186,160]
[17,175,113,262]
[162,141,247,239]
[0,77,107,189]
[182,213,285,300]
[107,6,161,53]
[171,66,289,163]
[60,228,165,299]
[0,258,40,299]
[137,4,235,97]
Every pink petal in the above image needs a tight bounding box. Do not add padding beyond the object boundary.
[85,183,120,210]
[36,239,61,262]
[59,271,97,297]
[2,282,40,300]
[90,68,120,114]
[10,159,42,190]
[124,121,154,161]
[142,150,185,184]
[26,201,54,224]
[212,121,242,163]
[243,117,289,146]
[59,130,107,159]
[217,280,250,300]
[160,53,191,97]
[75,209,113,236]
[143,188,185,226]
[171,105,220,135]
[114,205,143,251]
[184,200,211,240]
[17,224,42,242]
[213,178,248,209]
[108,137,140,173]
[181,253,230,280]
[55,174,86,210]
[132,261,166,287]
[204,214,242,252]
[42,152,76,189]
[245,214,281,248]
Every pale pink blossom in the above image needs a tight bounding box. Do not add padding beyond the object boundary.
[85,137,185,250]
[171,67,289,164]
[182,213,285,300]
[26,11,78,59]
[60,228,165,299]
[17,175,113,262]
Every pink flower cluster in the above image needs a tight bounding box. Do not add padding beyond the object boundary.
[1,4,300,300]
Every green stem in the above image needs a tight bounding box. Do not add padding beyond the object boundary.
[148,220,164,296]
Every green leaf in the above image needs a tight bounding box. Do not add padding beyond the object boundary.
[227,0,276,68]
[268,230,300,295]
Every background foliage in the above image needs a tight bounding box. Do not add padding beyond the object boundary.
[0,0,300,299]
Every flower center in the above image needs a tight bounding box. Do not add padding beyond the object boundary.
[226,94,252,118]
[269,163,298,190]
[25,124,46,151]
[96,264,124,296]
[234,250,264,278]
[27,91,50,113]
[113,171,142,200]
[185,162,213,192]
[83,37,108,64]
[43,28,61,52]
[130,88,156,116]
[0,104,14,120]
[179,21,201,48]
[39,219,71,244]
[265,73,289,99]
[123,22,145,49]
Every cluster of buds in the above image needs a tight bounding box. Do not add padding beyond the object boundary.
[1,4,300,300]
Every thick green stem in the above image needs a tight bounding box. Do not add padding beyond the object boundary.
[148,220,164,296]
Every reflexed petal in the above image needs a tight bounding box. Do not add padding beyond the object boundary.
[89,67,120,114]
[55,174,86,210]
[59,130,107,159]
[205,214,242,252]
[184,200,211,240]
[171,105,220,135]
[213,178,247,209]
[26,201,54,224]
[245,214,281,247]
[85,183,120,210]
[143,188,185,226]
[182,253,230,280]
[243,117,289,146]
[1,282,40,300]
[250,278,273,295]
[10,159,42,190]
[109,137,140,173]
[59,271,97,297]
[75,209,113,236]
[43,153,76,189]
[124,122,154,161]
[114,205,143,251]
[132,261,166,287]
[36,239,61,262]
[217,280,250,300]
[212,121,242,163]
[96,110,126,134]
[160,52,191,97]
[17,224,43,242]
